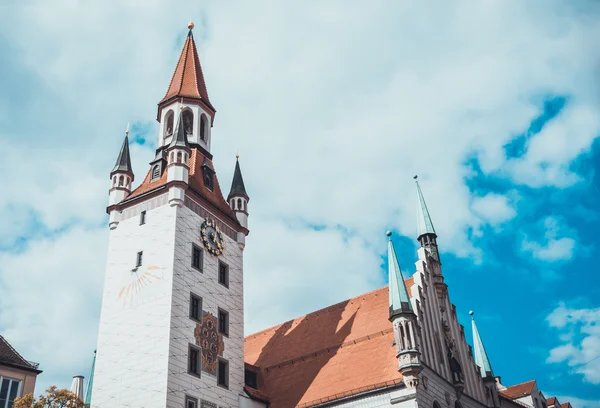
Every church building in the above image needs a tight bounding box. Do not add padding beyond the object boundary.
[91,24,575,408]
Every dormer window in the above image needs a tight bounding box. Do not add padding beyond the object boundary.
[164,109,174,137]
[203,170,214,190]
[182,109,194,136]
[201,159,214,191]
[152,164,161,181]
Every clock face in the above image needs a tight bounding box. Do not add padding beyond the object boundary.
[200,219,224,256]
[118,265,164,307]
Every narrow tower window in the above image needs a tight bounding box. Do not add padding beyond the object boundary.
[218,308,229,336]
[189,293,202,321]
[118,175,124,186]
[188,344,201,377]
[200,115,207,141]
[164,109,174,136]
[218,358,229,388]
[177,151,183,163]
[218,261,229,288]
[182,109,194,136]
[136,251,143,267]
[140,211,146,225]
[185,396,198,408]
[191,244,203,271]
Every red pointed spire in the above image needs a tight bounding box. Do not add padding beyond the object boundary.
[160,24,215,112]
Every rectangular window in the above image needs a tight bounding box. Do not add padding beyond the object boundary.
[218,309,229,337]
[191,244,203,272]
[188,345,201,377]
[218,261,229,288]
[244,369,258,389]
[185,395,198,408]
[0,378,21,408]
[136,251,143,267]
[140,210,146,225]
[190,293,202,321]
[218,359,229,389]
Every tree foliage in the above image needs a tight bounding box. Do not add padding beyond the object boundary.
[13,386,85,408]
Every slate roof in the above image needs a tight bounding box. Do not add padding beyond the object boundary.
[111,135,133,176]
[0,335,41,373]
[500,379,536,399]
[227,159,248,200]
[243,284,415,408]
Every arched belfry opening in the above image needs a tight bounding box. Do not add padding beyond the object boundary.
[182,109,194,137]
[200,114,208,141]
[164,109,174,137]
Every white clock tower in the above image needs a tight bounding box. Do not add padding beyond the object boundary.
[92,23,250,408]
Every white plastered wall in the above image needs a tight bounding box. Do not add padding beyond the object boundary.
[324,386,416,408]
[165,202,245,408]
[92,196,176,408]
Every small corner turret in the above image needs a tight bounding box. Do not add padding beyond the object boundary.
[228,155,249,248]
[471,311,500,407]
[108,126,134,229]
[387,231,422,389]
[166,109,191,207]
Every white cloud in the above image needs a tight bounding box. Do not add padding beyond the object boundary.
[471,193,517,226]
[503,104,600,188]
[0,0,599,393]
[0,227,107,394]
[546,303,600,384]
[244,217,383,333]
[521,217,577,262]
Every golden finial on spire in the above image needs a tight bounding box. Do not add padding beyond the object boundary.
[188,21,195,30]
[236,150,239,160]
[125,122,130,135]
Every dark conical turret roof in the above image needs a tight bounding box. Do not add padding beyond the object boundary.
[111,135,133,176]
[169,110,190,149]
[228,158,248,200]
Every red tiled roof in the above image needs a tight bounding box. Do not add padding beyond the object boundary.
[405,276,414,298]
[547,397,557,406]
[160,31,213,109]
[501,380,536,399]
[244,285,412,408]
[126,149,240,227]
[244,386,269,404]
[561,403,573,408]
[0,335,41,373]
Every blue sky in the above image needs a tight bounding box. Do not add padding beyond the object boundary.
[0,0,599,406]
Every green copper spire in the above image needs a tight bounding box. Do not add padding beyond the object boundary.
[470,312,494,378]
[414,175,436,239]
[387,231,413,320]
[84,350,96,406]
